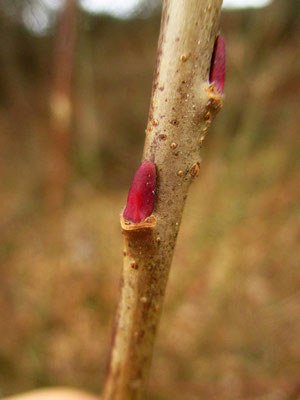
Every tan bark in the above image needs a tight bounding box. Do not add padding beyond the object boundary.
[102,1,223,399]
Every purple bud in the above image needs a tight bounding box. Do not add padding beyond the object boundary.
[209,35,226,93]
[123,161,156,223]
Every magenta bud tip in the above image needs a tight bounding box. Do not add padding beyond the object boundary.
[209,35,226,93]
[123,161,156,223]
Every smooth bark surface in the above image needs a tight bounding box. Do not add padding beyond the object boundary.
[102,1,223,399]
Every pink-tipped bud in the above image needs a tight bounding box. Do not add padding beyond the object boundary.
[123,161,156,223]
[209,35,226,93]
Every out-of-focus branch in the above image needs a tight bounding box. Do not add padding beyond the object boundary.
[47,0,77,211]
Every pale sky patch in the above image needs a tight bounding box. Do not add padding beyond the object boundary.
[80,0,141,18]
[79,0,272,18]
[23,0,273,34]
[223,0,272,8]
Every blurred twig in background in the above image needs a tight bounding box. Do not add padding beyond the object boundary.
[47,0,77,211]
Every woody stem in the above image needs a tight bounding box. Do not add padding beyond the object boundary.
[102,1,223,399]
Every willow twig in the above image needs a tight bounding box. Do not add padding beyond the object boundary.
[102,1,224,399]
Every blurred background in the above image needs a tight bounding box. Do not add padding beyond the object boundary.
[0,0,299,398]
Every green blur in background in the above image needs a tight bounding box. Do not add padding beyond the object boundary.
[0,0,299,399]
